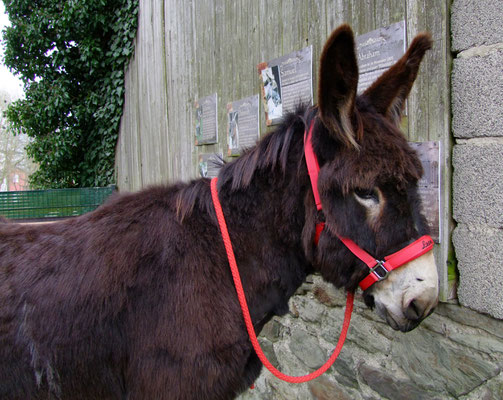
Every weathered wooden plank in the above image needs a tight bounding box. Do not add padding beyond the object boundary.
[374,0,405,27]
[406,0,429,143]
[307,0,326,102]
[136,0,150,185]
[124,10,143,190]
[138,0,170,186]
[165,0,196,181]
[141,0,167,185]
[247,0,262,140]
[425,0,452,301]
[351,0,375,35]
[213,0,227,160]
[163,0,175,181]
[281,0,305,55]
[185,0,198,180]
[326,0,350,32]
[246,0,261,96]
[154,0,169,184]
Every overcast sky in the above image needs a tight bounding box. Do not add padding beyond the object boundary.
[0,3,23,98]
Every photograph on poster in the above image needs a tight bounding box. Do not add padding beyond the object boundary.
[228,111,239,154]
[195,105,203,144]
[198,153,223,178]
[258,46,312,126]
[261,66,282,121]
[194,93,218,145]
[227,95,260,156]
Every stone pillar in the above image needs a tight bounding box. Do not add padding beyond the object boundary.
[451,0,503,319]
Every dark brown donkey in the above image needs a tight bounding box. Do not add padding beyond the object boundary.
[0,25,438,399]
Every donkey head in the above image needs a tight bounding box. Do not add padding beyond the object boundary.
[310,25,438,332]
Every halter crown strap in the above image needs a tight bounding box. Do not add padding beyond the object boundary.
[304,121,323,211]
[304,120,326,245]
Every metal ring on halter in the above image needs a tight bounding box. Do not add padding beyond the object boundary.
[370,260,389,281]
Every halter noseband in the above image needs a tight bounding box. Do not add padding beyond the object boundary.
[303,120,434,291]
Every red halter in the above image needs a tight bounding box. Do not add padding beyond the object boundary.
[303,120,434,291]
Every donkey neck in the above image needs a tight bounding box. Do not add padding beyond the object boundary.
[216,126,309,251]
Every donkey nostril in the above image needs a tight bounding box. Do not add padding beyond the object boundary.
[404,299,422,320]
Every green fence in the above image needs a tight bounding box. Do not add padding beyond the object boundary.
[0,186,116,220]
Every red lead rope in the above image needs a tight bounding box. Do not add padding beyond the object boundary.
[210,177,354,384]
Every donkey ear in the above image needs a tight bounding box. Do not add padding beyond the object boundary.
[318,25,359,149]
[363,33,433,126]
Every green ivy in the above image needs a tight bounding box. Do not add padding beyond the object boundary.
[2,0,138,188]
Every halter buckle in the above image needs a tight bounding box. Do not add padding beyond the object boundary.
[371,260,389,281]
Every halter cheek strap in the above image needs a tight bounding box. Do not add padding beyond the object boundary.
[303,120,434,291]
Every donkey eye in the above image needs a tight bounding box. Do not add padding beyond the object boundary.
[354,188,379,202]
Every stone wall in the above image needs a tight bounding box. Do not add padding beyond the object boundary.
[451,0,503,319]
[237,275,503,400]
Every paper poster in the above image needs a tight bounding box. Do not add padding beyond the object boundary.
[195,93,218,145]
[227,95,260,156]
[409,141,441,243]
[197,153,222,178]
[258,46,313,126]
[356,21,406,94]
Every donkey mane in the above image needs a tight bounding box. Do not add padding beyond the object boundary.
[221,105,314,191]
[176,105,315,222]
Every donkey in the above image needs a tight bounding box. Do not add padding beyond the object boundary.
[0,25,437,399]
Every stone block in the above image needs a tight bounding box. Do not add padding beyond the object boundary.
[461,372,503,400]
[358,363,431,400]
[448,331,503,355]
[453,142,503,228]
[313,282,347,308]
[345,316,391,355]
[453,225,503,319]
[452,50,503,139]
[261,319,281,342]
[331,352,359,390]
[308,376,353,400]
[294,296,326,324]
[485,373,503,400]
[435,303,503,339]
[288,330,326,369]
[257,338,280,369]
[451,0,503,52]
[392,329,500,397]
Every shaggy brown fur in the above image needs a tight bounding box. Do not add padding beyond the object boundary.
[0,25,431,399]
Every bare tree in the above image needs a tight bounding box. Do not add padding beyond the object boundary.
[0,89,36,190]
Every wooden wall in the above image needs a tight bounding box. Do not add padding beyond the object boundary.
[115,0,451,299]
